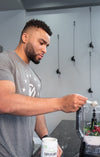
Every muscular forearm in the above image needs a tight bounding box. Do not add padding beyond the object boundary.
[0,81,87,116]
[35,115,48,139]
[0,93,61,116]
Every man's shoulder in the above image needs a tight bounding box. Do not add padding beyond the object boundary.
[0,51,14,67]
[0,51,9,61]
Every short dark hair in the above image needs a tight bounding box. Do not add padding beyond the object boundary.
[21,19,52,36]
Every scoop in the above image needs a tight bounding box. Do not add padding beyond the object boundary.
[86,100,98,107]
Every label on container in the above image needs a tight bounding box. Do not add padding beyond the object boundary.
[41,137,58,157]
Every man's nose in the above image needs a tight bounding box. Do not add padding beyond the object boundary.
[42,45,47,54]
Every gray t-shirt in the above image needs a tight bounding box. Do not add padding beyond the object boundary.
[0,51,41,157]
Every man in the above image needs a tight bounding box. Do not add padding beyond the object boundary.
[0,19,87,157]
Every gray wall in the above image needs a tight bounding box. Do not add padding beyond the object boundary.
[0,6,100,142]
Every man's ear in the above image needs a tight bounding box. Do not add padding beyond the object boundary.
[21,33,29,43]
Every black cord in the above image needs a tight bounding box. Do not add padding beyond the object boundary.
[56,34,61,75]
[71,21,76,62]
[88,7,94,94]
[89,51,92,88]
[88,52,93,93]
[73,21,76,59]
[89,7,94,49]
[90,7,92,42]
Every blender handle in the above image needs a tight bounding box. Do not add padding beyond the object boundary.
[76,107,84,139]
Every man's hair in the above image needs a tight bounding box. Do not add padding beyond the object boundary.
[21,19,52,37]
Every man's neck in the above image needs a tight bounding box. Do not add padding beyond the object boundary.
[15,44,29,64]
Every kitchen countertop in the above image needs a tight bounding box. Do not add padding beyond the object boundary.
[32,120,81,157]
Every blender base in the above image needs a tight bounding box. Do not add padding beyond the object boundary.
[79,141,100,157]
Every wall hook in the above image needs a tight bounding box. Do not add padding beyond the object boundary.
[56,69,61,75]
[71,56,75,62]
[89,41,94,48]
[88,88,93,93]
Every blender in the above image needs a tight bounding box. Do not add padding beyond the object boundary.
[76,100,100,157]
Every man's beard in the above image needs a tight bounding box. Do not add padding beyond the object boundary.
[25,43,40,64]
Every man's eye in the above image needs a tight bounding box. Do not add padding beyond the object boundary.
[40,42,44,45]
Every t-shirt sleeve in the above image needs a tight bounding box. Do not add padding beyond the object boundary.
[0,53,14,82]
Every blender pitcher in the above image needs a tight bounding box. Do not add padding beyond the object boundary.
[76,102,100,157]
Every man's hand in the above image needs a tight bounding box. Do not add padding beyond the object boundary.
[60,94,87,113]
[57,144,63,157]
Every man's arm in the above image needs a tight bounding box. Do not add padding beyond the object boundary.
[35,115,48,139]
[0,80,60,116]
[35,115,63,157]
[0,80,87,116]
